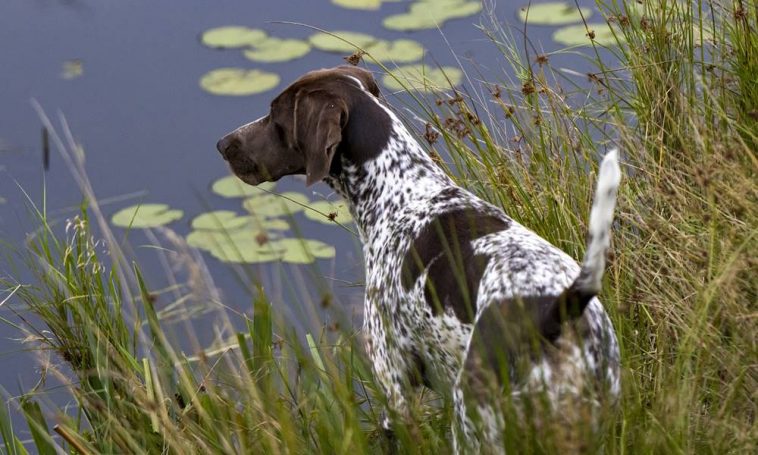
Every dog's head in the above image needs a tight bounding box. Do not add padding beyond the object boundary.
[216,65,385,186]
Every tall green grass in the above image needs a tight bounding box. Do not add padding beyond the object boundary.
[2,1,755,453]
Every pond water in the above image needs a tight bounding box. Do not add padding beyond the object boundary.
[0,0,610,434]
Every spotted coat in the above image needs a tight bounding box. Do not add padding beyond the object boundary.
[216,66,621,453]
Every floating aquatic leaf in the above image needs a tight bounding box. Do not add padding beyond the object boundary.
[201,26,268,48]
[192,211,251,230]
[383,1,482,31]
[517,2,593,25]
[553,23,619,47]
[310,31,424,63]
[309,31,378,53]
[243,38,311,63]
[200,68,280,96]
[382,64,463,92]
[304,201,353,225]
[243,192,310,218]
[211,175,275,198]
[191,210,289,231]
[332,0,382,10]
[365,39,424,63]
[383,14,437,31]
[187,229,286,263]
[269,238,336,264]
[331,0,404,10]
[187,229,334,264]
[61,59,83,80]
[111,204,183,229]
[187,231,336,264]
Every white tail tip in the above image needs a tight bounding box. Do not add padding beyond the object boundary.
[576,149,621,294]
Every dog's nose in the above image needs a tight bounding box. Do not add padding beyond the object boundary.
[216,134,238,160]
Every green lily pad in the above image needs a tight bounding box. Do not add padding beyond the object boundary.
[211,175,276,198]
[383,1,482,31]
[382,65,463,92]
[243,192,310,218]
[201,26,268,48]
[331,0,403,10]
[191,210,289,232]
[61,59,83,80]
[187,229,286,263]
[304,201,353,225]
[192,211,251,230]
[191,233,335,264]
[365,39,424,63]
[309,31,378,53]
[187,229,334,264]
[269,238,336,264]
[332,0,382,9]
[243,38,312,63]
[383,14,438,31]
[517,2,593,25]
[553,23,619,47]
[309,31,424,63]
[200,68,280,96]
[111,204,184,229]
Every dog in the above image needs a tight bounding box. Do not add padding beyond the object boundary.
[216,65,621,452]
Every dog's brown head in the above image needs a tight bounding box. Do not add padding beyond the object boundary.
[216,65,388,186]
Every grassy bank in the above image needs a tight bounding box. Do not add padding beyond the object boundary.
[2,0,755,453]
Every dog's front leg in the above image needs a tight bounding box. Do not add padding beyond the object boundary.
[364,301,412,435]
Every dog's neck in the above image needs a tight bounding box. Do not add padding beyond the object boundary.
[324,100,455,242]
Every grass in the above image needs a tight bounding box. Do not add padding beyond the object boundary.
[1,0,756,453]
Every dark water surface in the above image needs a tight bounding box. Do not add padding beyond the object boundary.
[0,0,603,437]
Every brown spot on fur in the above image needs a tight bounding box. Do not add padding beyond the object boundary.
[401,208,509,323]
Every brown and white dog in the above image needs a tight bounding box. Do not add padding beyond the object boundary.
[216,66,621,452]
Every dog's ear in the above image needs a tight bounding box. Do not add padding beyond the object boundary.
[293,90,348,186]
[336,65,381,96]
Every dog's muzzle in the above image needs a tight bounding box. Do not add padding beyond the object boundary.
[216,133,240,161]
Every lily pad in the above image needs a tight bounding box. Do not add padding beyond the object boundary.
[61,59,83,80]
[553,23,619,47]
[243,192,310,218]
[383,1,482,31]
[304,201,353,225]
[309,31,378,53]
[243,38,312,63]
[201,26,268,48]
[382,65,463,92]
[517,2,593,25]
[332,0,403,9]
[200,68,280,96]
[332,0,382,9]
[365,39,425,63]
[187,229,286,263]
[309,31,424,63]
[191,210,289,232]
[111,204,183,229]
[188,231,335,264]
[211,175,276,198]
[187,228,335,264]
[269,238,336,264]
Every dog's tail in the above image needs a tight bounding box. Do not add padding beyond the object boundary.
[541,149,621,341]
[574,149,622,298]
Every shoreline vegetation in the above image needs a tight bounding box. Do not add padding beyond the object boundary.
[2,1,755,453]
